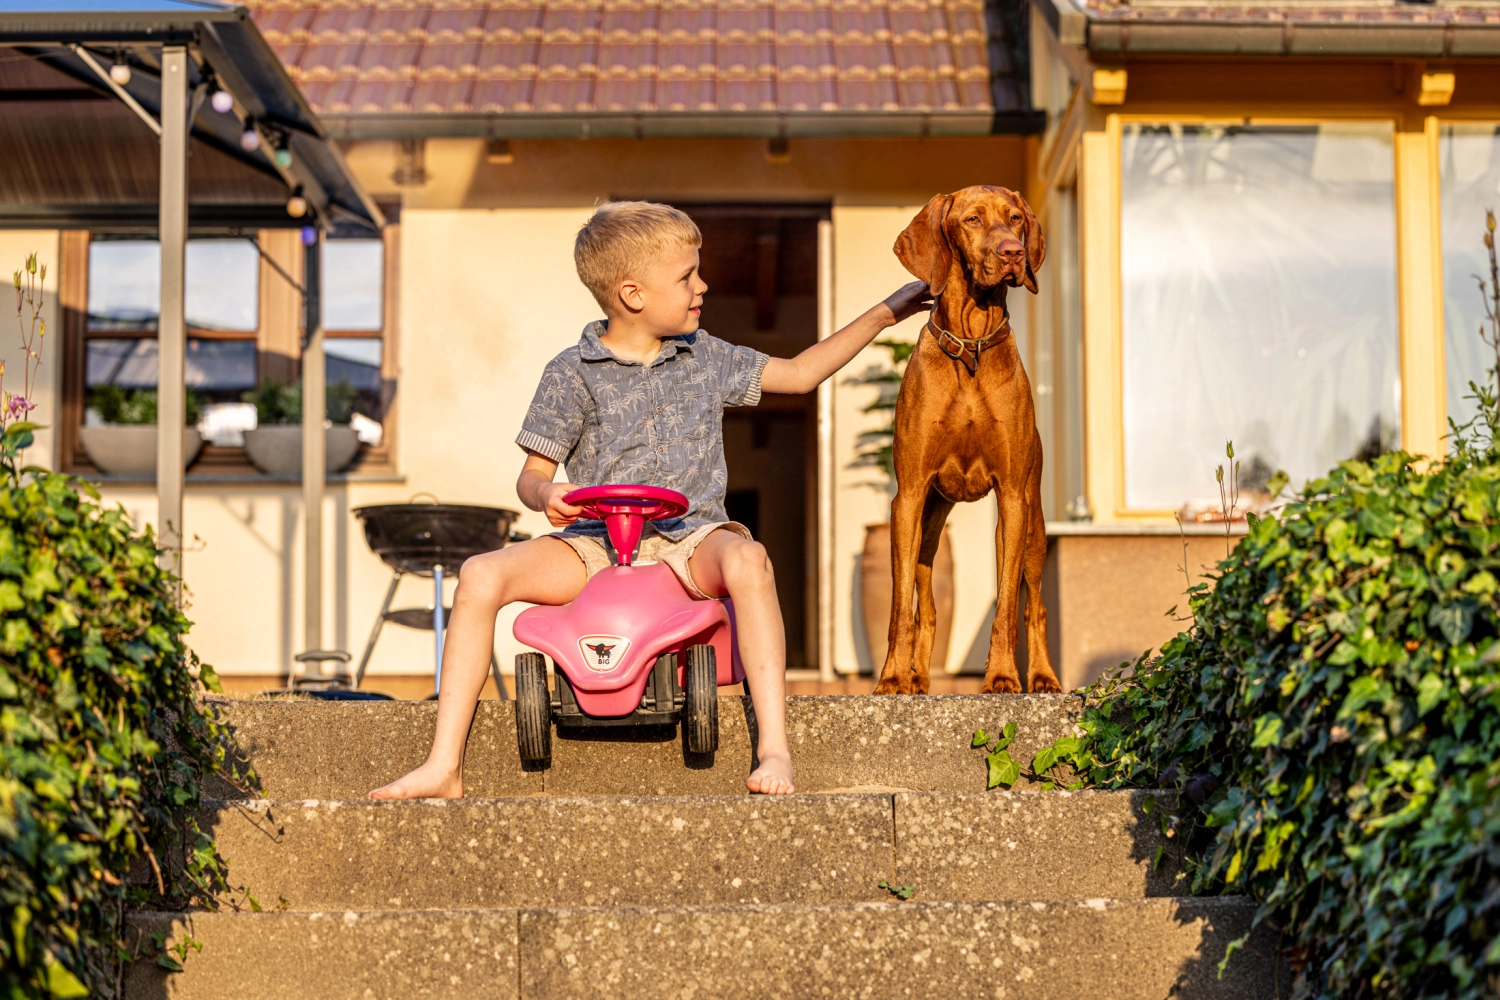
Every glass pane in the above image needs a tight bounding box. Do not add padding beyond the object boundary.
[86,338,257,401]
[88,240,159,331]
[1120,124,1401,510]
[327,337,385,423]
[186,239,259,331]
[1439,124,1500,428]
[88,238,259,332]
[323,240,384,330]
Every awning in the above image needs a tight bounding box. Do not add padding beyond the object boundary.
[1,0,382,234]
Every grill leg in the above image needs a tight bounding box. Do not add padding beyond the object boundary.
[433,564,446,696]
[354,572,401,689]
[490,651,509,701]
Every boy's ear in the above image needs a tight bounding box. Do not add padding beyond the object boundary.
[615,276,645,315]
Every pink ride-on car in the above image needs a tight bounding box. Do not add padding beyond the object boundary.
[511,485,745,763]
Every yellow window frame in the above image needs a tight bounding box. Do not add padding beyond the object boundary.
[1080,113,1446,523]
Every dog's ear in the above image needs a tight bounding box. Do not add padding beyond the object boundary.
[1007,189,1045,295]
[894,194,955,296]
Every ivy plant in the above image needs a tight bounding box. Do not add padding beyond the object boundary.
[2,253,243,997]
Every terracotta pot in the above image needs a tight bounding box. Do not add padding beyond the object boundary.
[78,425,203,478]
[242,425,361,477]
[860,521,955,674]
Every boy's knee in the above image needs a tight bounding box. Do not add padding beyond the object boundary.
[723,539,774,588]
[458,551,507,599]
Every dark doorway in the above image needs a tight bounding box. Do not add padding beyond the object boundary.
[682,205,825,672]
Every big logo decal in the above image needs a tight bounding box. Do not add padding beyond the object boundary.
[578,635,630,672]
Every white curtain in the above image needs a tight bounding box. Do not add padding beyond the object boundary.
[1439,124,1500,430]
[1120,124,1401,509]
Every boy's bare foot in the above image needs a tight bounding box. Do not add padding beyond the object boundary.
[746,752,794,795]
[367,762,463,800]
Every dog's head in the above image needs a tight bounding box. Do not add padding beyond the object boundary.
[893,186,1044,298]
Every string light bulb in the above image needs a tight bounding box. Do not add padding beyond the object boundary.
[274,148,292,168]
[285,194,308,218]
[210,88,233,114]
[109,52,131,86]
[239,124,260,152]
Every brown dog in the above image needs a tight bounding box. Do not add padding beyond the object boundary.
[874,185,1062,695]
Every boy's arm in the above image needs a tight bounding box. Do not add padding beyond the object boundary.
[517,451,585,527]
[760,280,931,395]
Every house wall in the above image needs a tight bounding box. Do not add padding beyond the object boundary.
[22,136,1044,684]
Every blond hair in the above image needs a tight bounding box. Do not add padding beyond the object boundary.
[574,201,702,311]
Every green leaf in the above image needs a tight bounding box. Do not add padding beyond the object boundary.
[1428,602,1476,645]
[970,729,988,748]
[993,721,1018,753]
[986,749,1020,789]
[1416,672,1445,715]
[1250,713,1283,748]
[1031,744,1060,775]
[45,958,89,998]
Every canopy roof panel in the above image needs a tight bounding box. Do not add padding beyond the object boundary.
[0,0,382,233]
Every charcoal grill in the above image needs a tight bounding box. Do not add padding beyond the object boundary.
[353,498,527,697]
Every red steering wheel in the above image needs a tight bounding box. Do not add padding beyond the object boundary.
[563,485,689,522]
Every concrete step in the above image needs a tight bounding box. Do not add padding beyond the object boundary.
[206,790,1183,911]
[207,694,1082,799]
[125,898,1277,999]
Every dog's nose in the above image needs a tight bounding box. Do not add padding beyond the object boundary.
[997,240,1025,262]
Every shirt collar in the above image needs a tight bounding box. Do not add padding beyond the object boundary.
[578,321,698,366]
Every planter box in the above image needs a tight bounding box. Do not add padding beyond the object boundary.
[78,426,204,478]
[242,425,361,478]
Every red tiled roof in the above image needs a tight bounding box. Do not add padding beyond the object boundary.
[247,1,1027,119]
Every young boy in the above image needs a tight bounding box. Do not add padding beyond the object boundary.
[370,201,929,798]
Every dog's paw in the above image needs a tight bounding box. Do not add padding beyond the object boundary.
[981,674,1022,695]
[873,677,908,695]
[1028,673,1063,694]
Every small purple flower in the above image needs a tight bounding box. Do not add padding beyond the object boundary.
[6,396,35,419]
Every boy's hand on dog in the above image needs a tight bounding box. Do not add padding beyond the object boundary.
[543,482,585,527]
[882,280,934,326]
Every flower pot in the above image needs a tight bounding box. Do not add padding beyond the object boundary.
[859,521,955,674]
[242,425,361,477]
[78,425,203,478]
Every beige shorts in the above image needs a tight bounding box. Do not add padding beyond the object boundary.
[553,521,752,600]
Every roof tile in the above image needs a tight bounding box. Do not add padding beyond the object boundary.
[246,0,1024,117]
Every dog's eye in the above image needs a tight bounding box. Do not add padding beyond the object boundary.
[965,215,980,225]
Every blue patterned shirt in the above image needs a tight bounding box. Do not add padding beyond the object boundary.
[516,321,769,542]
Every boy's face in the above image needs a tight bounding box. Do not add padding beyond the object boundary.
[614,241,707,335]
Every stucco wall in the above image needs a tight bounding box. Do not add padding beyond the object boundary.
[19,136,1037,682]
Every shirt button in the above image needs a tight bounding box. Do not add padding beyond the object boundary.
[656,407,662,414]
[658,447,665,453]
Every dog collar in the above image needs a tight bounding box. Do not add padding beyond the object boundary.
[923,304,1008,376]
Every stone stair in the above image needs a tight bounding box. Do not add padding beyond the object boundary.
[126,695,1281,998]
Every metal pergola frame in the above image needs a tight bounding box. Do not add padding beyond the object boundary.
[1,0,384,682]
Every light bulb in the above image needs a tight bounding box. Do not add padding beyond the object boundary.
[210,89,233,114]
[109,61,131,86]
[286,195,307,218]
[300,226,318,246]
[274,148,292,168]
[239,128,260,152]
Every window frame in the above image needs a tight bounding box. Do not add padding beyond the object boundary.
[1080,112,1442,522]
[59,221,401,480]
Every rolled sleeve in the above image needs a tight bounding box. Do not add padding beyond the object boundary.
[516,357,585,462]
[712,336,770,408]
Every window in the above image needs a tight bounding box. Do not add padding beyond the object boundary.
[323,238,388,446]
[1118,123,1401,510]
[85,238,261,416]
[1438,124,1500,428]
[62,224,399,476]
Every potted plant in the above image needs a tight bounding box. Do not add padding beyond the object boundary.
[240,378,362,477]
[79,385,204,477]
[852,339,955,674]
